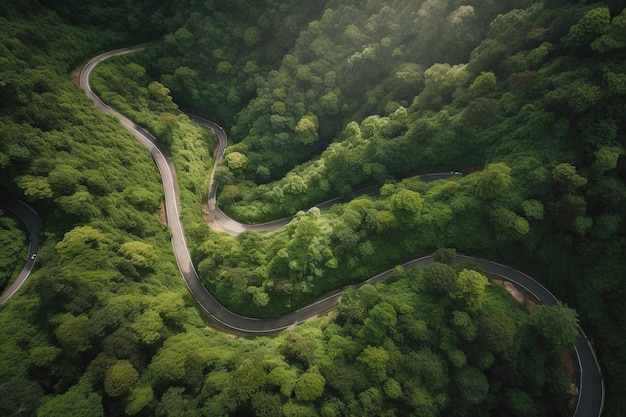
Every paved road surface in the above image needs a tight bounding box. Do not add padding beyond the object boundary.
[0,199,40,304]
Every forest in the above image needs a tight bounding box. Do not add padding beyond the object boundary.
[0,0,624,416]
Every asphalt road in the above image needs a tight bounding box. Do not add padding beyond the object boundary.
[0,199,40,304]
[80,45,604,416]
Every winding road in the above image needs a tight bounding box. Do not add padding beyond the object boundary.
[0,199,40,304]
[75,45,606,416]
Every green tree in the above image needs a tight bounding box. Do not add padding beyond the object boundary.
[454,269,489,311]
[104,360,139,397]
[565,7,610,49]
[552,163,587,191]
[268,366,298,397]
[360,301,397,342]
[37,383,103,417]
[358,345,389,382]
[125,386,153,416]
[453,366,488,407]
[119,241,155,269]
[475,162,511,200]
[469,71,496,98]
[591,8,626,53]
[294,370,326,402]
[283,400,318,417]
[504,388,540,417]
[423,262,458,296]
[478,310,516,353]
[490,207,530,240]
[295,115,319,145]
[251,392,283,417]
[390,188,424,228]
[528,302,579,351]
[16,175,54,200]
[156,386,197,417]
[221,184,240,204]
[131,310,164,345]
[224,151,248,171]
[53,313,93,355]
[383,378,402,400]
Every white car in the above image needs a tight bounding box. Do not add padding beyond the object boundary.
[31,253,37,260]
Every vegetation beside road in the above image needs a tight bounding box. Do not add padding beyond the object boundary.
[0,1,623,416]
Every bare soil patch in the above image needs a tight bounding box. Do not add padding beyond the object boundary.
[201,203,224,232]
[69,67,81,87]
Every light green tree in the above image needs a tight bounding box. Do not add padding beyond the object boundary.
[225,152,248,171]
[295,115,319,145]
[475,162,511,200]
[104,360,139,397]
[37,383,103,417]
[454,269,489,311]
[119,241,155,269]
[358,345,389,382]
[125,386,153,416]
[294,370,326,402]
[131,310,164,345]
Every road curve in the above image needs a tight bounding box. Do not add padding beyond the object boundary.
[80,46,604,417]
[0,199,41,304]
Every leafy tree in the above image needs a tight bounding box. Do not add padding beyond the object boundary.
[131,310,165,345]
[504,388,540,417]
[453,366,489,407]
[591,8,626,53]
[119,241,156,269]
[125,386,154,416]
[157,386,198,417]
[565,7,610,49]
[528,302,579,352]
[383,378,402,400]
[474,162,511,200]
[294,370,326,402]
[282,332,318,367]
[268,366,298,397]
[225,151,249,171]
[360,301,397,342]
[251,392,283,417]
[490,206,530,240]
[478,310,517,353]
[37,383,103,417]
[16,175,54,200]
[295,115,319,144]
[282,400,318,417]
[469,71,497,98]
[390,188,424,228]
[53,313,93,355]
[358,345,389,382]
[454,269,489,311]
[104,360,139,397]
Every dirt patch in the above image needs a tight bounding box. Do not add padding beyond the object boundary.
[158,201,167,226]
[201,203,224,232]
[492,278,537,309]
[69,67,81,87]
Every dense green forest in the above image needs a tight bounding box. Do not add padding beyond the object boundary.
[0,0,625,416]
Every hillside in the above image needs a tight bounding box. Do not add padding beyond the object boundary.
[0,1,624,416]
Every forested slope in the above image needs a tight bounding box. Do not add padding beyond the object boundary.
[0,1,624,416]
[130,3,626,413]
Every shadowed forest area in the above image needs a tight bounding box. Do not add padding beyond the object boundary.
[1,0,624,416]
